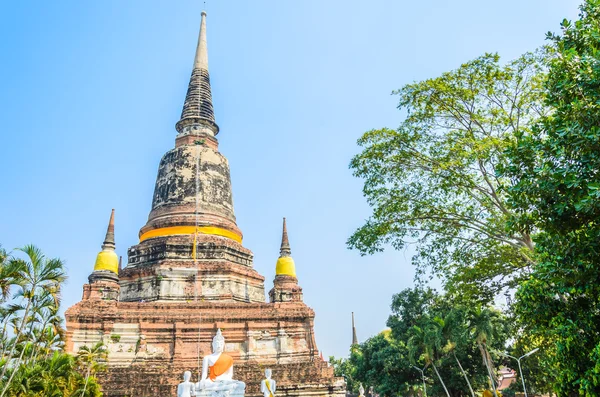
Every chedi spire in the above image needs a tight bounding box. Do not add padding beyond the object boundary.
[270,217,303,302]
[280,217,291,257]
[93,209,118,275]
[102,208,115,250]
[276,217,295,277]
[176,10,219,136]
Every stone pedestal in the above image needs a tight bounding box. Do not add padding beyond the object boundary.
[194,385,245,397]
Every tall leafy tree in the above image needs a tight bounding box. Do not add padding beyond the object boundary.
[349,53,546,303]
[0,246,19,303]
[77,342,107,397]
[349,331,414,397]
[2,351,102,397]
[502,0,600,394]
[340,288,507,397]
[408,316,452,397]
[0,245,67,397]
[466,307,504,396]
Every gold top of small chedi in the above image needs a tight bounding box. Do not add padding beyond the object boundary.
[93,209,118,274]
[86,209,120,300]
[270,218,303,303]
[276,217,296,277]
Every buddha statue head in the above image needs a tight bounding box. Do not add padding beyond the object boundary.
[212,328,225,353]
[182,370,192,382]
[265,368,272,379]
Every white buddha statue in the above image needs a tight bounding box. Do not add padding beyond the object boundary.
[178,371,196,397]
[260,369,276,397]
[195,329,245,395]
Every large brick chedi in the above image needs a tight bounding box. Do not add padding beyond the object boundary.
[65,11,344,397]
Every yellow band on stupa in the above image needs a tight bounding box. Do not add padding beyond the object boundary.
[139,225,242,243]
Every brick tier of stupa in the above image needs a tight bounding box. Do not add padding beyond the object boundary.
[64,11,345,397]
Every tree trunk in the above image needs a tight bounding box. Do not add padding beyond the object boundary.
[431,362,451,397]
[0,299,31,389]
[453,351,475,397]
[478,343,498,397]
[81,364,92,397]
[0,314,13,360]
[0,336,29,397]
[24,313,38,365]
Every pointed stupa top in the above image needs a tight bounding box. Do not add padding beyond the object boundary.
[176,10,219,135]
[102,209,116,250]
[275,217,296,277]
[352,312,358,345]
[94,209,118,274]
[280,217,291,257]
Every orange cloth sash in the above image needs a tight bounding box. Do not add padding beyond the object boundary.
[209,354,233,381]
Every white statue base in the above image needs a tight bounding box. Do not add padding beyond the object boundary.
[194,383,246,397]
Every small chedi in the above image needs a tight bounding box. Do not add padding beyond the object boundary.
[64,9,344,397]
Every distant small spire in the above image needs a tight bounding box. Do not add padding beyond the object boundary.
[102,209,115,250]
[352,312,358,345]
[280,217,291,257]
[118,256,123,273]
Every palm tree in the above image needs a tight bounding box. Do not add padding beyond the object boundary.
[0,244,66,397]
[76,341,107,397]
[27,290,64,364]
[0,246,16,302]
[442,308,476,397]
[468,306,502,397]
[408,317,451,397]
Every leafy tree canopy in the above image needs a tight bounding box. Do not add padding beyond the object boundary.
[502,0,600,394]
[349,52,546,304]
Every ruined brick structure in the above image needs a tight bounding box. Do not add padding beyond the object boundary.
[65,11,345,397]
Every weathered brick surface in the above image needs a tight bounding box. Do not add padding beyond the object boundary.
[66,299,344,397]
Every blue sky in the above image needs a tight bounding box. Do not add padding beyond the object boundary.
[0,1,580,359]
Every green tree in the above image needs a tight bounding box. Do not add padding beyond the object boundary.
[348,53,545,303]
[76,342,107,397]
[502,0,600,394]
[339,288,507,397]
[443,308,476,397]
[350,331,414,397]
[408,317,451,397]
[330,354,361,394]
[466,307,504,396]
[0,245,67,397]
[389,288,507,397]
[3,351,102,397]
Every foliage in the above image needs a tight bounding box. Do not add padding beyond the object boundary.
[349,331,415,397]
[348,53,546,303]
[0,244,105,397]
[334,288,509,397]
[2,352,102,397]
[77,342,107,397]
[501,1,600,395]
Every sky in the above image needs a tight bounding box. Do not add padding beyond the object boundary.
[0,0,581,359]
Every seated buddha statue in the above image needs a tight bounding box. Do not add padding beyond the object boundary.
[196,329,245,394]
